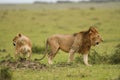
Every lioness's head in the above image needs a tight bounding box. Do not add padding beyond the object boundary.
[13,33,22,46]
[88,27,103,46]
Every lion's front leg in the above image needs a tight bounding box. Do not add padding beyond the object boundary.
[83,53,92,66]
[26,50,32,60]
[15,50,19,59]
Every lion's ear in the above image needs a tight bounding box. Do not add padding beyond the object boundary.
[89,27,98,33]
[88,27,93,34]
[18,33,22,37]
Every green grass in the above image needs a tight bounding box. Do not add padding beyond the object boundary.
[0,2,120,80]
[12,64,120,80]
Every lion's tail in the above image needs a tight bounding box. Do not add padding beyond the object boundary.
[34,40,49,61]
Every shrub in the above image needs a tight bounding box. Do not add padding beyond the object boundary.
[75,49,109,64]
[32,44,45,54]
[0,67,12,80]
[109,44,120,64]
[89,49,109,64]
[75,43,120,65]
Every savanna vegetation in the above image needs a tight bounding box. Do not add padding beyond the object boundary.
[0,2,120,80]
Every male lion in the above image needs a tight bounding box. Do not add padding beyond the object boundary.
[37,27,103,66]
[13,33,32,59]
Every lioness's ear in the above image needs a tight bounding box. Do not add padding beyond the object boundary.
[18,33,22,37]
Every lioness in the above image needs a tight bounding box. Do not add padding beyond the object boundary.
[13,33,32,59]
[38,27,103,66]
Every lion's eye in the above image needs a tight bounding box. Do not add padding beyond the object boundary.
[97,35,100,37]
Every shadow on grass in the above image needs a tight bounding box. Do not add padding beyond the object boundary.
[53,62,79,68]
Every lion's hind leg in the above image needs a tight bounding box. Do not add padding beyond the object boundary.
[47,41,59,64]
[68,49,75,63]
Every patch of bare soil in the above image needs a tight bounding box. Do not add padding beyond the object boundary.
[0,55,47,70]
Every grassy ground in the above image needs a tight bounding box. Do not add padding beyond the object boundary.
[12,64,120,80]
[0,2,120,80]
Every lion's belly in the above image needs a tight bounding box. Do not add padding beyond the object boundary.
[60,45,71,52]
[50,34,75,53]
[59,40,74,53]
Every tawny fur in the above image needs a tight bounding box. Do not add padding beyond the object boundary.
[13,33,32,59]
[39,27,103,66]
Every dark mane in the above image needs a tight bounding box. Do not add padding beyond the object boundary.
[75,30,91,53]
[73,29,89,36]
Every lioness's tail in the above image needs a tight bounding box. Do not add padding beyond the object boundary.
[34,40,49,61]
